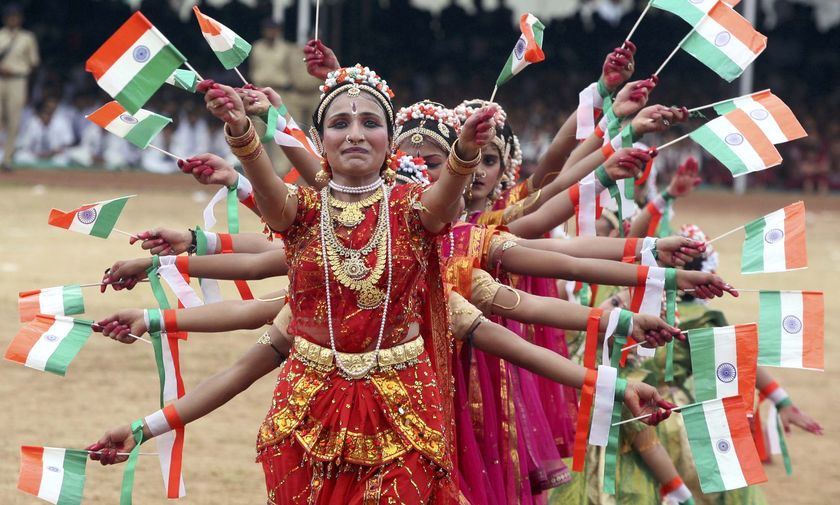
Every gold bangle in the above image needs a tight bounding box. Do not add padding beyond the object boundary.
[491,285,522,311]
[224,118,256,147]
[450,138,482,168]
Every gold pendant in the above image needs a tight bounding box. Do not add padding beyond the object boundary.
[335,205,365,228]
[357,285,384,310]
[342,254,370,280]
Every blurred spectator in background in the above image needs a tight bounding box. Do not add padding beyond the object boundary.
[0,3,39,171]
[141,127,177,174]
[14,95,72,165]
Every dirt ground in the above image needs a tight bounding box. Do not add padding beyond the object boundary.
[0,170,837,504]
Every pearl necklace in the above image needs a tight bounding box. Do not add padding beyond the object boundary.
[328,178,384,194]
[319,184,393,379]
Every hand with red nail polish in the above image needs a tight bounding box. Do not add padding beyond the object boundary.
[304,39,340,80]
[601,40,637,91]
[666,156,701,198]
[604,148,649,181]
[612,78,657,117]
[86,425,136,465]
[623,379,672,425]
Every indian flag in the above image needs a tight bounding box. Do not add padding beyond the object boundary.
[274,116,322,160]
[758,291,823,370]
[654,0,766,81]
[165,68,198,93]
[48,195,133,239]
[688,324,758,414]
[741,201,807,274]
[193,6,252,70]
[18,285,85,323]
[86,101,171,149]
[713,91,807,144]
[682,396,767,492]
[5,315,94,376]
[496,13,545,87]
[689,112,781,177]
[18,446,87,505]
[86,12,186,114]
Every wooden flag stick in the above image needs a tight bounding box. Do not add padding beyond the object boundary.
[234,67,249,86]
[91,323,152,344]
[687,89,771,113]
[86,450,159,456]
[315,0,321,41]
[612,402,700,427]
[148,144,181,161]
[184,62,205,81]
[653,27,696,77]
[111,228,140,240]
[489,85,499,104]
[621,330,689,352]
[707,225,745,244]
[78,280,150,288]
[656,132,692,151]
[624,1,652,46]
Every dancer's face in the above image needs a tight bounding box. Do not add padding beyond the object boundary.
[322,93,390,180]
[396,138,447,182]
[469,145,503,202]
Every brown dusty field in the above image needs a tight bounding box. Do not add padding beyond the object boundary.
[0,170,837,504]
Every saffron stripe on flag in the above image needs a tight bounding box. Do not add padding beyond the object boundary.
[783,202,807,270]
[724,109,780,167]
[85,13,153,80]
[690,117,781,176]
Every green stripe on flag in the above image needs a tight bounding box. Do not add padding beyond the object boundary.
[44,321,93,376]
[682,33,745,82]
[123,113,171,149]
[741,217,767,273]
[682,403,726,492]
[652,0,706,26]
[689,125,750,176]
[114,46,186,114]
[90,198,130,238]
[215,37,252,70]
[758,291,782,365]
[713,101,737,115]
[688,328,717,401]
[62,285,85,316]
[57,449,88,505]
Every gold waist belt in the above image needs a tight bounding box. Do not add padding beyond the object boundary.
[292,336,425,378]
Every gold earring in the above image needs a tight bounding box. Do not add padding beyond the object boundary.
[316,158,331,184]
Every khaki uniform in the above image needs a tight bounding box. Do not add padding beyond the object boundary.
[0,27,39,166]
[249,38,320,177]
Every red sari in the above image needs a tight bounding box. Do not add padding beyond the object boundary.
[256,183,457,504]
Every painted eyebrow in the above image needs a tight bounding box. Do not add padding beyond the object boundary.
[327,111,385,121]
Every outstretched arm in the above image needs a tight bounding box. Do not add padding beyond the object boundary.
[756,367,823,435]
[129,228,278,258]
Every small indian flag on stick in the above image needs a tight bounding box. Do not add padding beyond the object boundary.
[682,396,767,493]
[193,6,252,70]
[653,0,766,82]
[689,112,781,177]
[48,195,133,239]
[87,101,172,149]
[688,323,758,415]
[496,13,545,87]
[713,91,807,145]
[18,285,85,323]
[18,446,87,505]
[741,201,807,274]
[165,68,198,93]
[85,12,186,114]
[759,290,823,370]
[5,315,94,376]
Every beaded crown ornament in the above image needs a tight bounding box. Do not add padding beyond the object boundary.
[395,100,461,154]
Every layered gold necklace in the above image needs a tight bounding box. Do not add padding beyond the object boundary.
[329,188,383,228]
[320,186,389,309]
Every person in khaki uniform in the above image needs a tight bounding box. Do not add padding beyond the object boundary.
[0,4,39,172]
[248,20,319,177]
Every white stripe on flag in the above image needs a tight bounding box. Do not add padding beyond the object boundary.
[705,116,766,171]
[703,400,748,490]
[589,365,617,446]
[205,25,238,53]
[760,208,787,272]
[693,15,758,71]
[155,431,186,497]
[25,318,74,371]
[105,109,153,137]
[713,327,741,400]
[731,97,787,144]
[68,205,101,235]
[97,29,168,97]
[779,292,804,367]
[38,447,66,503]
[160,333,179,403]
[38,288,65,316]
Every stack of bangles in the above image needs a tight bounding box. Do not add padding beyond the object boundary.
[446,138,482,176]
[225,118,263,162]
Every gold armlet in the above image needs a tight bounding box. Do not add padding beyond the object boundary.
[491,285,522,311]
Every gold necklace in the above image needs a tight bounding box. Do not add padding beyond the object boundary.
[328,188,383,228]
[320,186,389,309]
